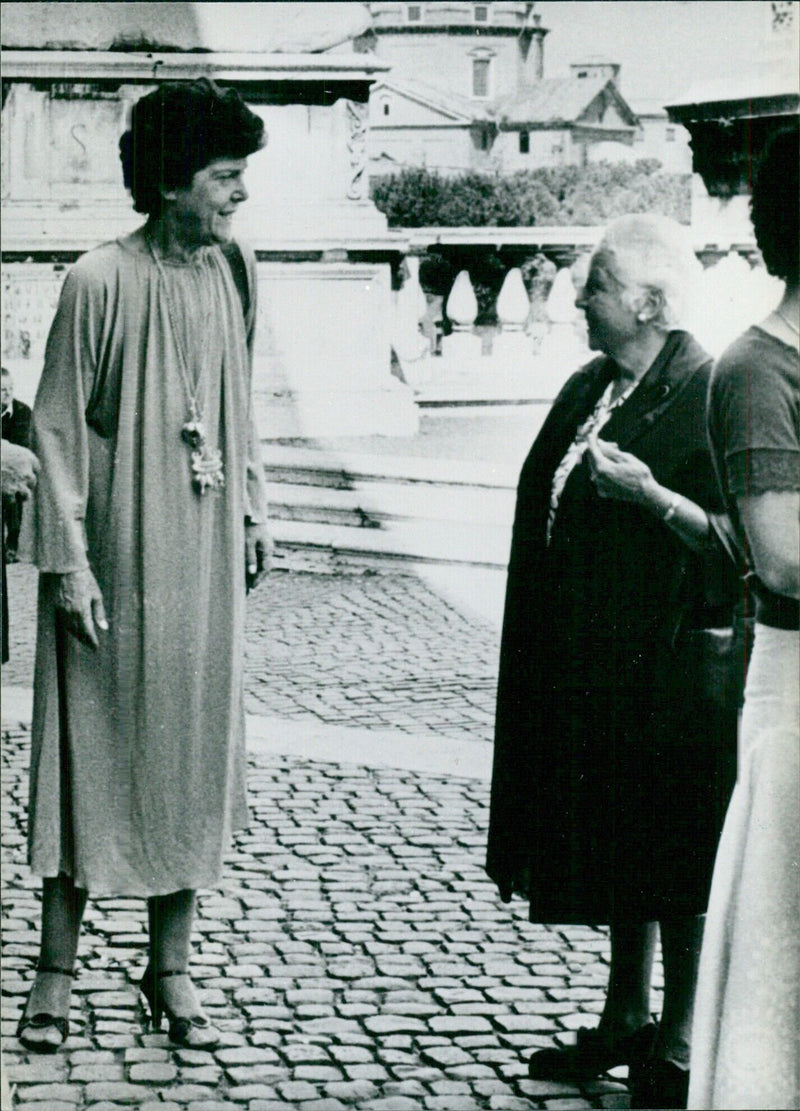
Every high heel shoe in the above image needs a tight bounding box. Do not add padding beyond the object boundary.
[138,966,220,1049]
[16,965,75,1054]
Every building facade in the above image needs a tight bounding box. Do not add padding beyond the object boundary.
[363,2,692,175]
[367,2,543,102]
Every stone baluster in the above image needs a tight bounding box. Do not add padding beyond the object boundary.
[397,257,428,343]
[493,267,534,369]
[693,250,783,357]
[546,265,579,325]
[392,256,432,386]
[533,265,590,399]
[442,270,482,370]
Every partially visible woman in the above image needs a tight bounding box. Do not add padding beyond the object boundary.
[487,214,742,1109]
[688,126,800,1111]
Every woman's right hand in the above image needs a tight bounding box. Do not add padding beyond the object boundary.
[55,569,108,650]
[1,440,39,498]
[585,431,659,506]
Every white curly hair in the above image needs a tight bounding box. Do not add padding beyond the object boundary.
[593,214,701,331]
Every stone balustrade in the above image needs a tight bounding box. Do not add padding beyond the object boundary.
[3,241,784,414]
[393,248,784,405]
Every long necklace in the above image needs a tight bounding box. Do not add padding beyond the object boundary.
[776,306,800,337]
[147,236,225,495]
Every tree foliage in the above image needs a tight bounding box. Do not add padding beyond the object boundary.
[371,161,691,227]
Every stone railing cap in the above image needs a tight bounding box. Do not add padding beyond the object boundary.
[0,50,391,83]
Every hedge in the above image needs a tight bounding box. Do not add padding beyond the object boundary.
[370,161,691,227]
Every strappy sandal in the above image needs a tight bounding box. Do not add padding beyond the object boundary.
[16,965,75,1054]
[139,966,220,1049]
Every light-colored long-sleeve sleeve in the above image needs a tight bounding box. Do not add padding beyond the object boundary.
[240,244,270,526]
[32,262,103,572]
[244,414,270,525]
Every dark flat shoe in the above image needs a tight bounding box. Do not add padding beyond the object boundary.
[528,1022,657,1081]
[629,1056,690,1109]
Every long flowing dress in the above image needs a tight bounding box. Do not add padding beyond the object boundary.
[689,327,800,1110]
[28,229,269,897]
[487,331,742,924]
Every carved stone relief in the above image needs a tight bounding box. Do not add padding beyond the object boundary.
[346,99,369,202]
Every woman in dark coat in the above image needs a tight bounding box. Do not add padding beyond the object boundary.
[487,215,741,1109]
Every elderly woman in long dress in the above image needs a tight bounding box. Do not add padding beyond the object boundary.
[16,79,271,1053]
[487,215,742,1109]
[688,126,799,1111]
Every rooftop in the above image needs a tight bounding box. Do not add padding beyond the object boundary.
[372,75,485,121]
[492,75,637,128]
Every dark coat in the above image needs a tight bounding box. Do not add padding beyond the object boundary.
[2,397,32,545]
[2,397,33,660]
[2,397,32,449]
[486,331,743,924]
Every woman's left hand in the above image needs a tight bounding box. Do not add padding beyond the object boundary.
[585,430,658,506]
[245,522,274,591]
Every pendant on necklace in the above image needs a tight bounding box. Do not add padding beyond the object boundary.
[180,416,223,494]
[181,418,207,450]
[191,444,225,495]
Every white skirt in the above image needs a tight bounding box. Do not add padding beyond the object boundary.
[689,624,800,1110]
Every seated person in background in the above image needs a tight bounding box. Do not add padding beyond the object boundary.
[2,367,33,562]
[1,435,39,662]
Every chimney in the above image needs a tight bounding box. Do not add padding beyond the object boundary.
[570,60,621,87]
[519,8,549,87]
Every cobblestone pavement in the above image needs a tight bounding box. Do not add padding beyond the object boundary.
[4,565,498,742]
[2,563,649,1110]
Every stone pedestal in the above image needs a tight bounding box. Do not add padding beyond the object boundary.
[491,330,535,371]
[493,267,535,373]
[441,270,482,371]
[254,262,417,437]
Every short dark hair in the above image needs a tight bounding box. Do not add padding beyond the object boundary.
[750,125,799,285]
[119,78,266,216]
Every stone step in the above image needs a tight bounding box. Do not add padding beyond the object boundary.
[261,445,517,568]
[266,479,516,528]
[272,519,511,569]
[261,444,519,489]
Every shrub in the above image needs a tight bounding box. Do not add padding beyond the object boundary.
[370,161,691,227]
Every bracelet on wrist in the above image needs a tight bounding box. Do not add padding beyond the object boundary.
[662,494,681,523]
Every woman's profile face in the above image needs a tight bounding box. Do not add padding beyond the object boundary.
[167,158,250,246]
[575,255,640,356]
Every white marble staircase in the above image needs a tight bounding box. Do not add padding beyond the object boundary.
[264,444,518,570]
